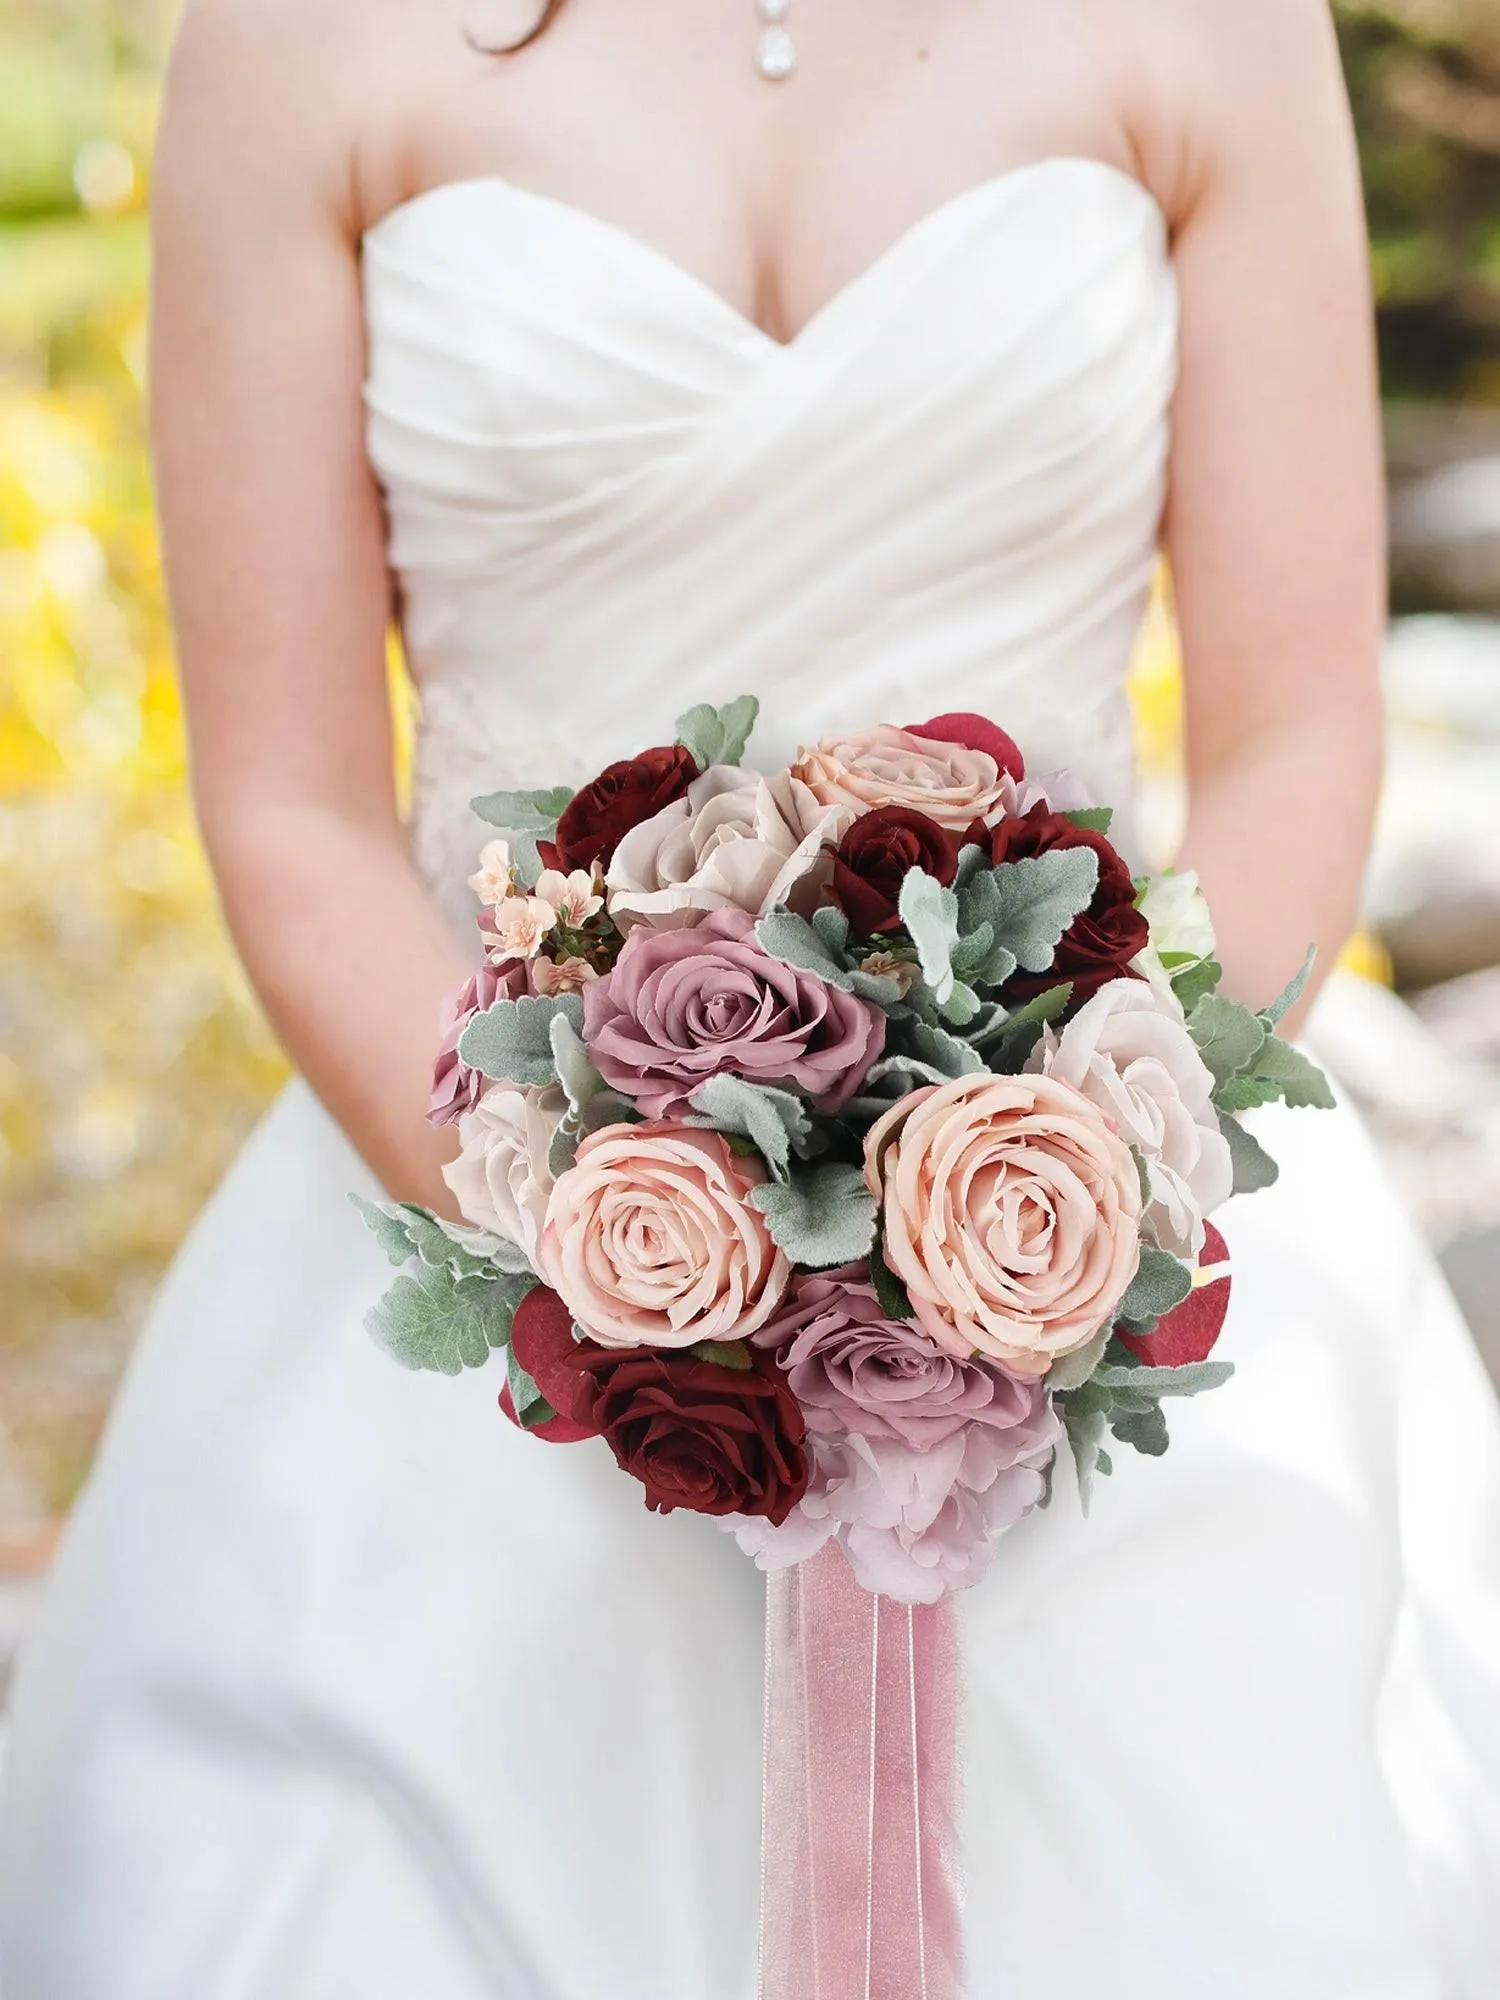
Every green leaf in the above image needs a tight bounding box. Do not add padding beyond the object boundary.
[457,993,586,1086]
[898,869,963,1004]
[1249,1037,1336,1111]
[811,903,851,956]
[1186,993,1267,1086]
[754,908,903,1008]
[905,1020,985,1078]
[366,1263,535,1375]
[469,786,575,833]
[971,983,1074,1052]
[351,1194,431,1267]
[505,1342,555,1427]
[349,1196,530,1279]
[1220,1113,1280,1193]
[1260,945,1316,1028]
[983,848,1101,972]
[949,920,997,982]
[688,1340,755,1371]
[1213,1072,1286,1114]
[1092,1359,1235,1398]
[549,1011,605,1119]
[1063,806,1114,835]
[937,980,982,1026]
[869,1232,915,1321]
[1045,1328,1110,1392]
[687,1074,814,1182]
[1059,1396,1109,1515]
[1115,1247,1193,1325]
[1169,956,1222,1014]
[675,694,760,769]
[749,1163,877,1267]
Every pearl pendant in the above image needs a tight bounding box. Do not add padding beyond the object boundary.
[755,23,797,79]
[754,0,795,80]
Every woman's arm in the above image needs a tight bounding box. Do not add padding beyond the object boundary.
[151,0,471,1207]
[1128,0,1387,1026]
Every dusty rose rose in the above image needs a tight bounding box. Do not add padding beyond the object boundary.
[864,1072,1142,1375]
[583,907,884,1118]
[427,959,531,1127]
[729,1406,1059,1604]
[539,1123,791,1349]
[751,1266,1038,1448]
[790,724,1014,832]
[606,766,854,932]
[1035,977,1233,1258]
[441,1082,566,1261]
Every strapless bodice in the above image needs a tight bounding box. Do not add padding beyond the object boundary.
[360,158,1179,931]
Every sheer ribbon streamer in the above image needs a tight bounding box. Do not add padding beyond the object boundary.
[758,1545,962,2000]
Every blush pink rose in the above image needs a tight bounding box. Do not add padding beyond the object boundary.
[583,907,884,1118]
[789,724,1015,832]
[864,1072,1143,1375]
[427,958,532,1127]
[442,1082,566,1262]
[539,1123,791,1350]
[751,1266,1038,1448]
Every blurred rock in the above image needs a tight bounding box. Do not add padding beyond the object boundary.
[1364,615,1500,989]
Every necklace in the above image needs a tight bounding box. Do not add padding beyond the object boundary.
[754,0,796,80]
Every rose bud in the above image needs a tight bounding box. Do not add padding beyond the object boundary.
[830,806,959,936]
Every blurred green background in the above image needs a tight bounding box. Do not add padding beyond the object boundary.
[1,0,1499,1541]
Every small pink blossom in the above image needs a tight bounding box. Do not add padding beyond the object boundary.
[488,894,559,964]
[533,954,600,997]
[468,839,518,908]
[535,867,604,928]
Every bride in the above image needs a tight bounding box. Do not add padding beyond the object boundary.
[3,0,1498,1992]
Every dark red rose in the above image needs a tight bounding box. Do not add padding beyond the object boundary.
[542,744,700,873]
[830,806,960,936]
[500,1285,596,1443]
[976,804,1149,1005]
[573,1345,809,1522]
[1117,1224,1232,1367]
[906,712,1025,781]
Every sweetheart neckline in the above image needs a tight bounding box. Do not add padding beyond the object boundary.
[361,154,1169,353]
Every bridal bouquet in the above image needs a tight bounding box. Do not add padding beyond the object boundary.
[357,698,1332,1605]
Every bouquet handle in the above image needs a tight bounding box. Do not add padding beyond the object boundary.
[758,1545,963,2000]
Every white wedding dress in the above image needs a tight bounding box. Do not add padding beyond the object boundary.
[3,157,1499,2000]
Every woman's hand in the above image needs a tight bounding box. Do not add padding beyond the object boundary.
[151,0,472,1209]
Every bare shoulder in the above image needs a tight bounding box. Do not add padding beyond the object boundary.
[154,0,397,236]
[1083,0,1354,220]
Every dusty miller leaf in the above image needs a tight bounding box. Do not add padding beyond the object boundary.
[1186,993,1267,1086]
[1062,806,1114,835]
[754,908,903,1007]
[905,1020,985,1078]
[1260,945,1317,1029]
[1115,1247,1193,1325]
[1220,1113,1280,1194]
[457,993,585,1086]
[1170,956,1222,1014]
[469,786,574,833]
[687,1074,813,1183]
[1091,1359,1235,1398]
[983,848,1101,973]
[366,1264,534,1375]
[549,1011,605,1119]
[749,1163,877,1267]
[898,869,963,1004]
[1249,1037,1336,1111]
[675,694,760,769]
[505,1343,556,1428]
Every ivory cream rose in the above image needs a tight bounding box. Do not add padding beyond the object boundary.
[789,724,1015,832]
[864,1072,1142,1374]
[442,1082,567,1260]
[605,766,854,931]
[539,1123,791,1349]
[1035,977,1233,1258]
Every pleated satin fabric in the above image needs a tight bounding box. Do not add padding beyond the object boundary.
[2,160,1499,2000]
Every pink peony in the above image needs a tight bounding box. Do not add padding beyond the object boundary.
[583,907,884,1119]
[427,958,532,1127]
[539,1123,791,1349]
[752,1266,1037,1448]
[865,1072,1142,1376]
[789,724,1015,832]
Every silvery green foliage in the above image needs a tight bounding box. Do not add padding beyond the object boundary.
[1057,1350,1234,1509]
[975,848,1100,973]
[1169,955,1222,1013]
[549,1012,604,1119]
[1061,806,1114,835]
[469,786,575,834]
[675,694,760,769]
[1260,945,1316,1028]
[753,908,905,1008]
[898,870,965,1006]
[542,1013,640,1176]
[1186,970,1335,1124]
[905,1020,985,1078]
[457,993,586,1087]
[1186,994,1267,1086]
[749,1162,878,1267]
[366,1262,537,1376]
[506,1344,556,1429]
[350,1195,532,1278]
[1114,1246,1194,1334]
[687,1075,816,1183]
[1220,1114,1280,1194]
[967,982,1073,1069]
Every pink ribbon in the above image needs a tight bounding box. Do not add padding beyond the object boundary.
[758,1543,963,1999]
